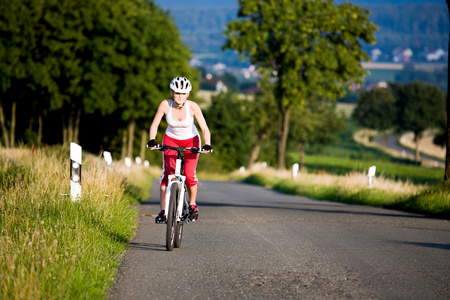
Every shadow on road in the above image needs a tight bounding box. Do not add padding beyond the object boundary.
[389,240,450,251]
[128,242,166,252]
[140,196,430,221]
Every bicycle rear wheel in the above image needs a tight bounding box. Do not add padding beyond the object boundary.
[166,184,178,251]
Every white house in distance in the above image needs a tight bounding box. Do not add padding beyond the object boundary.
[426,48,447,62]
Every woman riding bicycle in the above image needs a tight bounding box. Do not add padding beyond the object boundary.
[148,76,212,223]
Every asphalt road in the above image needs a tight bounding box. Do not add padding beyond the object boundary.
[109,180,450,300]
[374,134,444,166]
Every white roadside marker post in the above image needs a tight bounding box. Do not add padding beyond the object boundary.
[135,156,142,165]
[292,163,299,179]
[124,157,132,168]
[70,142,82,201]
[103,151,113,167]
[368,165,376,187]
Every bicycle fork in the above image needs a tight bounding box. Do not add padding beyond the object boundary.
[164,157,189,223]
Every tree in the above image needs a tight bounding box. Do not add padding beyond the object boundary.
[289,96,346,170]
[6,0,120,146]
[114,0,198,159]
[224,0,377,169]
[246,82,277,169]
[0,0,42,147]
[393,81,446,162]
[0,0,196,156]
[352,87,397,147]
[205,92,253,171]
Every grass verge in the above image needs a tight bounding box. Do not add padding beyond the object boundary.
[0,147,153,299]
[239,167,449,219]
[303,155,443,185]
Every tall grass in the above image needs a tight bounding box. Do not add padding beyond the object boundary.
[239,164,449,219]
[0,147,152,299]
[303,155,443,185]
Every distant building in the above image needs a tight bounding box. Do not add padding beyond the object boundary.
[371,48,382,61]
[426,48,447,62]
[392,47,413,62]
[366,81,388,91]
[202,77,228,93]
[215,80,228,93]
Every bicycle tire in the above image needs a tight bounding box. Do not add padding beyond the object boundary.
[175,187,188,248]
[166,184,178,251]
[174,215,183,248]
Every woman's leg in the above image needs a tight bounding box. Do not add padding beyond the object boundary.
[160,184,166,210]
[187,184,197,206]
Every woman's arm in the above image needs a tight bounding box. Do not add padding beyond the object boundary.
[149,100,169,140]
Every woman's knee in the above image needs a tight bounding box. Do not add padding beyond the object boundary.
[185,176,198,187]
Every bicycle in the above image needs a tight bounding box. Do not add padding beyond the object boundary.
[148,143,206,251]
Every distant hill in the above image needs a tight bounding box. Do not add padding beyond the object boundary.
[152,0,449,66]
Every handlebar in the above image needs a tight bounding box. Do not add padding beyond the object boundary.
[147,143,210,154]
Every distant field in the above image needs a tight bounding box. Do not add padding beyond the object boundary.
[365,68,399,83]
[362,62,447,86]
[362,62,447,71]
[336,102,355,118]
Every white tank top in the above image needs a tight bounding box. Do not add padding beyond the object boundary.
[165,100,199,139]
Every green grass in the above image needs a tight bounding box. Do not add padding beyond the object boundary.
[273,179,407,207]
[242,172,449,219]
[0,147,153,299]
[303,155,443,185]
[386,182,450,219]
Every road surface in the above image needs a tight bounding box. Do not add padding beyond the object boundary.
[109,180,450,299]
[374,134,444,166]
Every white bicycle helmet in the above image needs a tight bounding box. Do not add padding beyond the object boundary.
[170,77,192,93]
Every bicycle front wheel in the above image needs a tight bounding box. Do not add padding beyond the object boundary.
[175,187,188,248]
[166,184,178,251]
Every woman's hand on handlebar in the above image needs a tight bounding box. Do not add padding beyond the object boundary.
[201,144,213,153]
[147,139,159,149]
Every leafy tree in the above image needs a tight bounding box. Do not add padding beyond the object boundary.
[352,87,397,147]
[392,81,445,162]
[224,0,377,169]
[39,0,96,145]
[433,117,447,148]
[220,73,240,92]
[289,96,346,170]
[0,0,42,147]
[1,0,120,146]
[115,0,198,159]
[246,82,277,169]
[0,0,196,157]
[205,92,253,171]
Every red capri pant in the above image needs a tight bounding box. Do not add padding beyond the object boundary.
[160,134,200,187]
